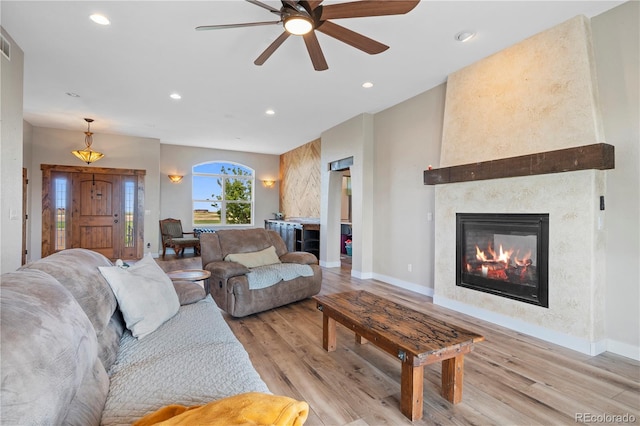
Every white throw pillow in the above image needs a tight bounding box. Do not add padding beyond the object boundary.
[224,245,281,268]
[99,254,179,339]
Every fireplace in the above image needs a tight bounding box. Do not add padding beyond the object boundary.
[456,213,549,308]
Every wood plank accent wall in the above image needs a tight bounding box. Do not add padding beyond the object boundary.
[279,139,321,218]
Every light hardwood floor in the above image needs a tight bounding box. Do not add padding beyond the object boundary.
[157,254,639,426]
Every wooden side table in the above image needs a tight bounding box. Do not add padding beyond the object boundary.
[166,269,211,295]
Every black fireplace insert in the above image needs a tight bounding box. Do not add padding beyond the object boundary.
[456,213,549,308]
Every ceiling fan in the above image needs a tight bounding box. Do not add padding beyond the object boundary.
[196,0,419,71]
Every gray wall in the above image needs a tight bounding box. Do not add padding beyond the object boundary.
[592,1,640,358]
[22,132,280,260]
[26,127,162,259]
[319,2,638,359]
[0,28,24,273]
[160,143,280,240]
[372,84,446,294]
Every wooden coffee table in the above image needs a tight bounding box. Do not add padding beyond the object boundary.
[313,290,484,421]
[166,269,211,295]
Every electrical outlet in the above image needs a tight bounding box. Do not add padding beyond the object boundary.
[408,264,412,272]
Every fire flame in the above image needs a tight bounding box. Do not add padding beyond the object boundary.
[473,243,533,282]
[475,243,513,264]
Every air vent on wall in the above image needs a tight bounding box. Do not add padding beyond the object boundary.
[1,33,10,60]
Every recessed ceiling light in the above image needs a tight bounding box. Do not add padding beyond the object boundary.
[265,109,275,116]
[362,82,374,89]
[455,31,475,42]
[169,93,182,100]
[89,14,110,26]
[65,92,80,98]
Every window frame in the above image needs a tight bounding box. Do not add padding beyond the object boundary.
[192,161,255,227]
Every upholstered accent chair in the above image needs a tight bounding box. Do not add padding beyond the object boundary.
[159,218,200,258]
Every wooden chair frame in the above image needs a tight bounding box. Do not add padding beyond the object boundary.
[159,218,200,258]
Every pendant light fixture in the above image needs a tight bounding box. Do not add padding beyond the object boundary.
[72,118,104,164]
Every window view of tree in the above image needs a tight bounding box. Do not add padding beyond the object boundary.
[192,162,254,226]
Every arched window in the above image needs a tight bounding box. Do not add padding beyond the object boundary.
[192,162,254,226]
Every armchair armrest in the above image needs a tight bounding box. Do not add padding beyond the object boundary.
[204,261,250,280]
[280,251,318,265]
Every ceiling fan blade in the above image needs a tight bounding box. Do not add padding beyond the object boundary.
[246,0,281,14]
[281,0,299,8]
[316,20,388,54]
[302,31,328,71]
[196,21,281,31]
[254,32,291,65]
[320,0,419,20]
[303,0,323,10]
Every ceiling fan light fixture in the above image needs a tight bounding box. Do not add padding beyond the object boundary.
[284,15,313,35]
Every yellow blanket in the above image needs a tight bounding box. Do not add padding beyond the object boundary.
[133,392,309,426]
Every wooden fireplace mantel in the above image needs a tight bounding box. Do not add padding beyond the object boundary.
[423,143,614,185]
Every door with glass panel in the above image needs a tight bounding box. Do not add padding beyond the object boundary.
[41,165,145,260]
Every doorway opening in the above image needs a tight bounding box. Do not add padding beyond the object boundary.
[329,156,354,270]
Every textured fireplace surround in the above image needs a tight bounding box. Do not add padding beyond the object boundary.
[432,15,609,355]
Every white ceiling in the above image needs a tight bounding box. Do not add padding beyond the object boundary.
[1,1,623,155]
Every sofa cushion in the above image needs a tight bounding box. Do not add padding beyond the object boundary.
[1,269,109,425]
[100,297,270,426]
[173,281,207,305]
[99,254,180,339]
[20,249,123,371]
[225,245,281,268]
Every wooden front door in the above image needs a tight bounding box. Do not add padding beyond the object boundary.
[72,173,120,259]
[41,164,145,260]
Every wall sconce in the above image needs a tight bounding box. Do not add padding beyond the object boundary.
[71,118,104,164]
[168,175,183,183]
[262,179,276,188]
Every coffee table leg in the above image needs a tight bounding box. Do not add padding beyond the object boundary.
[322,314,336,352]
[400,361,424,421]
[441,354,464,404]
[355,334,368,345]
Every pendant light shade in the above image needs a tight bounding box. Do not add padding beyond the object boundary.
[72,118,104,164]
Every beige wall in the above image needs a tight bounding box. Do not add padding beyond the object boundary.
[429,6,639,359]
[591,1,640,358]
[320,114,375,276]
[26,127,162,259]
[372,84,446,294]
[441,15,604,166]
[435,15,608,355]
[22,133,280,261]
[319,3,637,359]
[160,144,279,241]
[0,29,24,273]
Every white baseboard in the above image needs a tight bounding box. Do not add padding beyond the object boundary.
[351,269,373,279]
[606,339,640,361]
[372,273,434,297]
[434,295,608,357]
[320,260,341,268]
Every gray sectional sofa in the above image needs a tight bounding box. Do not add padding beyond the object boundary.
[201,228,322,318]
[0,248,269,425]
